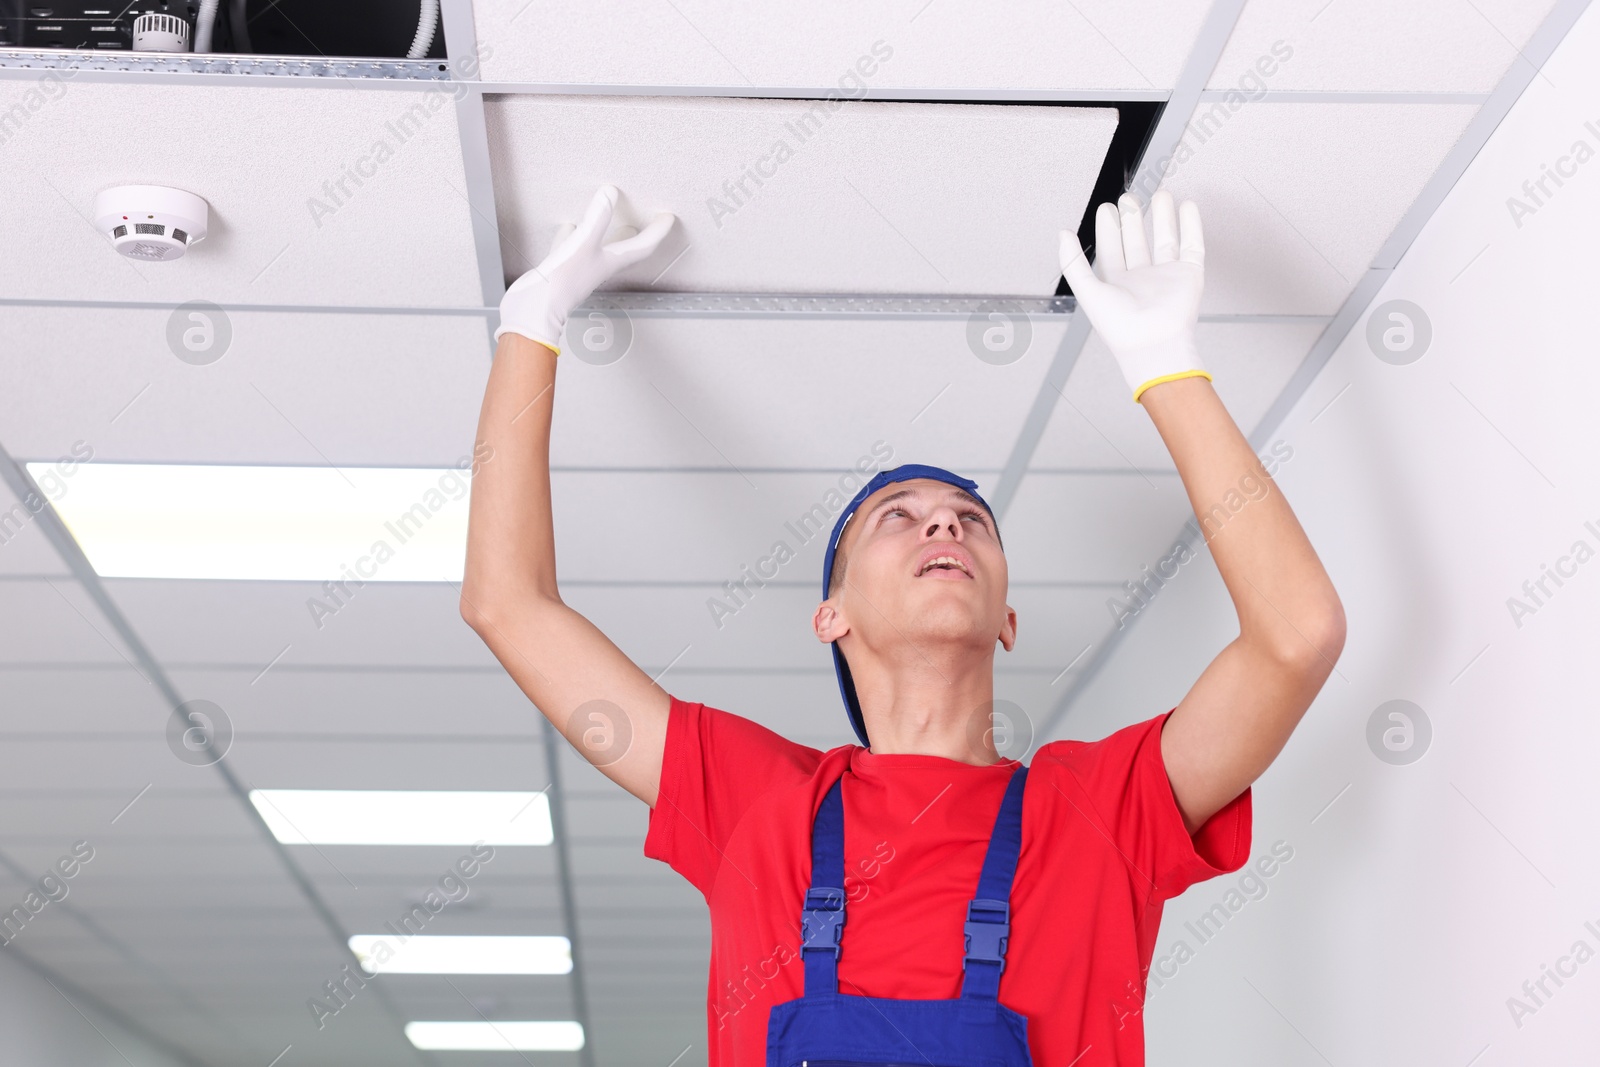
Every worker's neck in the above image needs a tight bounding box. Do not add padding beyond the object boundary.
[851,644,1001,764]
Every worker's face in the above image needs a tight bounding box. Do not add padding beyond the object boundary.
[814,479,1016,658]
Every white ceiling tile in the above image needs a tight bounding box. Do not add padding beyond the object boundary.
[167,667,538,736]
[567,868,684,900]
[997,587,1116,673]
[8,955,157,1007]
[0,307,488,465]
[486,96,1114,293]
[62,912,324,941]
[1212,0,1558,93]
[0,666,174,731]
[569,841,664,877]
[0,735,226,794]
[0,578,137,665]
[568,584,821,672]
[61,873,307,911]
[173,1016,418,1067]
[42,930,330,970]
[326,896,563,943]
[564,794,646,839]
[544,470,996,583]
[314,884,563,931]
[996,471,1194,584]
[67,966,338,998]
[0,926,105,961]
[1157,102,1480,314]
[0,789,244,840]
[550,316,1065,470]
[374,989,584,1025]
[1030,321,1325,468]
[304,844,554,885]
[33,837,285,880]
[1,80,482,305]
[224,737,545,790]
[333,904,570,941]
[0,476,71,575]
[103,578,488,668]
[471,0,1205,90]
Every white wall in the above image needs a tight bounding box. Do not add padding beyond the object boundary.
[1060,6,1600,1063]
[0,950,189,1067]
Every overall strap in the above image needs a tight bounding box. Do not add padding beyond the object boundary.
[800,777,847,996]
[960,765,1029,1000]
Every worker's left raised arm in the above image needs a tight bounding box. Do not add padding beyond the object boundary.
[1140,376,1345,833]
[1061,191,1345,834]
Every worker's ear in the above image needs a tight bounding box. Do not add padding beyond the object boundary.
[814,600,850,643]
[997,605,1018,652]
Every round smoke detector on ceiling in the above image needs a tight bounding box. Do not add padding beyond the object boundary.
[93,185,209,262]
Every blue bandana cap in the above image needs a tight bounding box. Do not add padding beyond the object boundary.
[821,464,999,748]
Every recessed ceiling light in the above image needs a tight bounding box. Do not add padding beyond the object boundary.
[33,462,472,581]
[249,790,552,846]
[349,935,572,975]
[405,1021,585,1052]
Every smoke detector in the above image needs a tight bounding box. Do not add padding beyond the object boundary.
[93,185,209,262]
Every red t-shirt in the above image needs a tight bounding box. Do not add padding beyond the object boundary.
[645,696,1251,1066]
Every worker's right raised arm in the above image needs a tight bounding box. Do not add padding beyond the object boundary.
[460,187,676,807]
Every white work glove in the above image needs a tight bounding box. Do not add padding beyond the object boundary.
[495,185,676,352]
[1060,190,1209,402]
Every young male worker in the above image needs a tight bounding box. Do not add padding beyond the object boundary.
[462,185,1345,1066]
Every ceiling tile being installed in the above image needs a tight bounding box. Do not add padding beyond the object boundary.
[1030,321,1326,469]
[0,82,481,308]
[1212,0,1558,92]
[1157,102,1479,314]
[486,95,1115,293]
[0,307,488,466]
[551,316,1069,471]
[470,0,1206,90]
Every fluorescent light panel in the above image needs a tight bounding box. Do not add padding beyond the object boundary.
[31,462,472,581]
[349,935,572,975]
[249,790,552,846]
[406,1021,585,1051]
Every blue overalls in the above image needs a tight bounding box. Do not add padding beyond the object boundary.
[766,765,1034,1067]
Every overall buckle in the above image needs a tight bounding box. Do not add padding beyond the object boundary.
[962,898,1010,973]
[800,886,846,959]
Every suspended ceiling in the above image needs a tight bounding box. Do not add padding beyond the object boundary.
[0,0,1578,1064]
